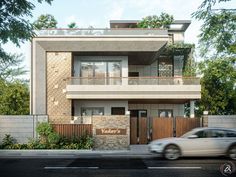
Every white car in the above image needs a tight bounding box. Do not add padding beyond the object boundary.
[149,127,236,160]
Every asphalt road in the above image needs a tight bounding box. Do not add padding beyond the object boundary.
[0,156,235,177]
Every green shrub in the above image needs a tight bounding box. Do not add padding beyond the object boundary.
[36,122,53,137]
[48,132,60,144]
[1,134,17,149]
[10,143,28,149]
[79,134,93,149]
[27,138,41,149]
[36,122,54,144]
[48,132,60,149]
[62,143,79,149]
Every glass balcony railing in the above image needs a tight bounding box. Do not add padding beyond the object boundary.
[67,77,200,85]
[35,28,168,36]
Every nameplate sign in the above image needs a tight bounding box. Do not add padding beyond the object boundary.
[96,128,126,135]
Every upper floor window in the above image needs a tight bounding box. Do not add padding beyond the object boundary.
[174,55,184,77]
[80,61,121,85]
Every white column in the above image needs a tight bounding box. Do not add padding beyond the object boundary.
[190,100,195,118]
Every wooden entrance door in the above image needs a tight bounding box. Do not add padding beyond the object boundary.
[130,110,148,144]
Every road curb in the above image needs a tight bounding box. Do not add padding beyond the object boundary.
[0,149,154,158]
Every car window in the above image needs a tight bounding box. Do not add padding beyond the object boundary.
[226,130,236,137]
[209,130,225,138]
[194,130,209,138]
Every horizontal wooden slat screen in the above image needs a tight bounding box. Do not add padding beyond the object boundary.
[52,124,92,139]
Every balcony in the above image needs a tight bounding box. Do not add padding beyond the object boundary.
[65,77,201,100]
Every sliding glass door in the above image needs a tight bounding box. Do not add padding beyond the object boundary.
[108,61,121,85]
[80,61,121,85]
[94,62,106,84]
[81,62,93,84]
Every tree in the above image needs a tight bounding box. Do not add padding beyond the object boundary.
[67,22,78,29]
[0,80,30,115]
[33,14,57,30]
[137,13,174,29]
[0,0,53,60]
[0,1,52,115]
[196,58,236,115]
[192,0,236,58]
[0,51,29,115]
[0,53,26,81]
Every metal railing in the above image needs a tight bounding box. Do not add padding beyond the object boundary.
[35,28,168,36]
[66,77,200,85]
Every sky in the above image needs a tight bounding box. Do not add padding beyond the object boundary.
[2,0,235,78]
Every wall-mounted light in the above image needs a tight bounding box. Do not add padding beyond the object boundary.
[126,111,130,115]
[62,89,66,93]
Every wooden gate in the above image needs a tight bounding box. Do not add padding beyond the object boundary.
[175,117,200,137]
[152,117,201,140]
[152,117,173,140]
[130,117,147,144]
[130,117,137,144]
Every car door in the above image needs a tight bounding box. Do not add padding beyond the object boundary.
[180,130,214,156]
[205,129,227,155]
[209,129,231,155]
[224,130,236,153]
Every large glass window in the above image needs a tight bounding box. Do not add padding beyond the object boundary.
[174,55,184,77]
[80,61,121,85]
[108,62,121,85]
[81,62,93,84]
[94,62,106,84]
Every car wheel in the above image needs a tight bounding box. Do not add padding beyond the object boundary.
[164,145,181,160]
[228,145,236,160]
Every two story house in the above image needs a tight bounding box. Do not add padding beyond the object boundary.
[31,20,201,149]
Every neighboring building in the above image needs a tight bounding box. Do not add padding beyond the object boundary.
[31,20,201,149]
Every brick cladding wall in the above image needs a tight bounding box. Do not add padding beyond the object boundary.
[47,52,72,123]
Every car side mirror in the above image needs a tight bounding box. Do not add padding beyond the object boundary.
[188,135,198,139]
